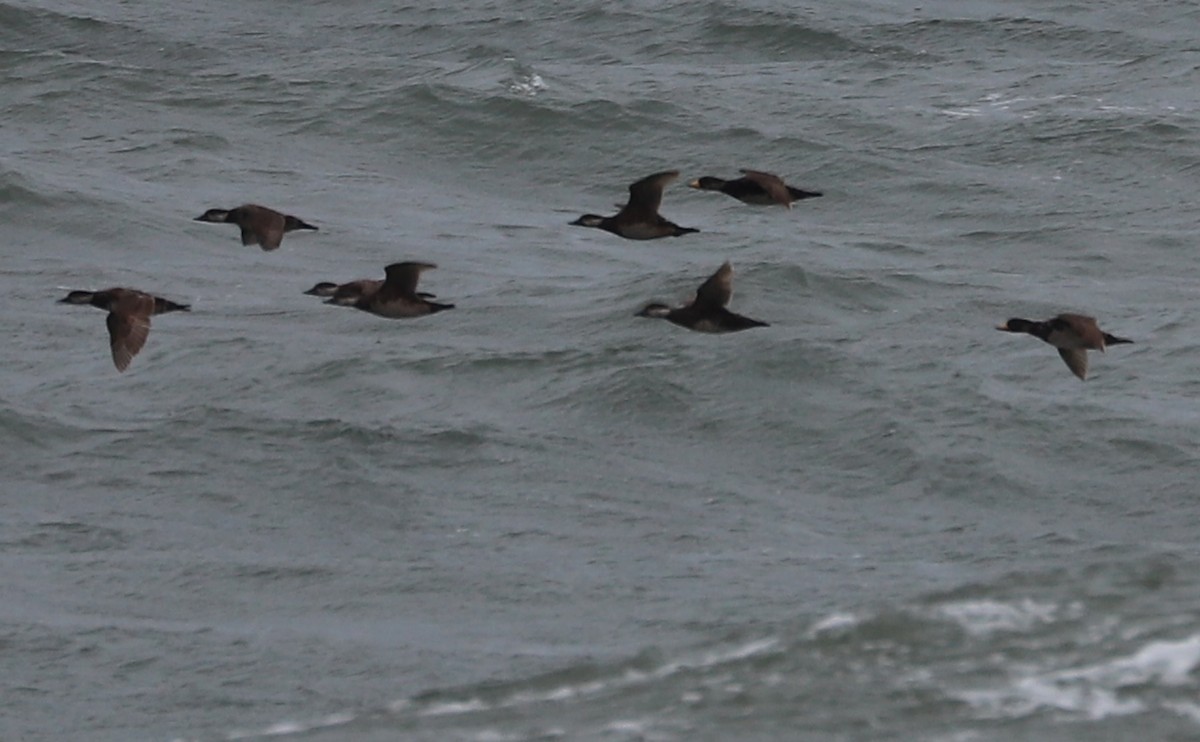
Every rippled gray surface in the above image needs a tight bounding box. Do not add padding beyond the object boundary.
[5,1,1200,740]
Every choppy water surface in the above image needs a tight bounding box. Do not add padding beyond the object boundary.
[4,1,1200,740]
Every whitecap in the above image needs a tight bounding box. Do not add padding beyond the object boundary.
[934,598,1069,636]
[951,633,1200,722]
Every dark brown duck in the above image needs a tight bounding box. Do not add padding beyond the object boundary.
[689,169,822,208]
[996,313,1133,380]
[59,288,190,372]
[195,204,317,251]
[340,261,456,316]
[637,261,768,333]
[305,277,439,306]
[571,170,699,240]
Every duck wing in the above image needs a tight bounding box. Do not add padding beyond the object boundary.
[619,170,679,220]
[1057,348,1089,380]
[107,311,151,372]
[693,261,734,309]
[381,262,437,298]
[257,222,285,250]
[235,205,285,250]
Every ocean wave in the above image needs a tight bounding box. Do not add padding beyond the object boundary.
[0,169,60,209]
[699,17,864,59]
[191,558,1200,741]
[867,16,1151,62]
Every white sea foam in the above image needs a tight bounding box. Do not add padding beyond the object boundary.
[224,712,356,740]
[503,56,547,96]
[507,72,547,96]
[419,698,491,717]
[1164,701,1200,724]
[217,636,781,740]
[807,612,860,636]
[448,637,779,713]
[952,634,1200,723]
[934,598,1070,636]
[1058,635,1200,688]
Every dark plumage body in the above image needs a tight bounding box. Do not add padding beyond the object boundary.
[59,288,190,372]
[996,313,1133,380]
[571,170,698,240]
[637,262,768,333]
[319,262,454,318]
[689,170,822,207]
[194,204,317,250]
[304,279,384,306]
[305,278,438,307]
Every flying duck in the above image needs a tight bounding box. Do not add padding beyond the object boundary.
[194,204,317,250]
[571,170,699,239]
[637,261,768,333]
[688,170,822,208]
[305,278,439,306]
[996,313,1133,380]
[333,262,454,318]
[59,288,190,372]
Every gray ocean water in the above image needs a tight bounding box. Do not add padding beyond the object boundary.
[4,1,1200,740]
